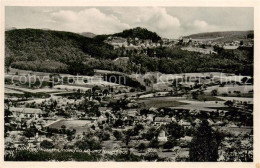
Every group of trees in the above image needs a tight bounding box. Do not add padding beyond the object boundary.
[111,27,161,42]
[104,73,146,90]
[189,120,224,161]
[128,46,253,76]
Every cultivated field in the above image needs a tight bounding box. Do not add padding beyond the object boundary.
[48,119,93,133]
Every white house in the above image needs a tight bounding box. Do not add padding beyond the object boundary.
[158,130,168,142]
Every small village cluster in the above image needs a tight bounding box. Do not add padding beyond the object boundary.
[105,35,254,55]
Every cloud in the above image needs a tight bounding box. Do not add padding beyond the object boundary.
[191,20,218,32]
[50,8,130,34]
[48,7,181,37]
[136,8,180,29]
[111,7,181,37]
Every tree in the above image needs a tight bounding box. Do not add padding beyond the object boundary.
[102,89,109,96]
[211,89,218,96]
[133,124,144,136]
[40,140,54,149]
[5,56,14,74]
[144,149,159,161]
[241,77,248,83]
[24,92,31,100]
[123,129,133,147]
[75,137,102,151]
[18,136,28,148]
[85,90,92,100]
[136,143,146,152]
[4,109,13,123]
[144,127,160,141]
[247,33,254,39]
[23,128,36,139]
[163,140,175,150]
[61,125,66,133]
[4,109,13,137]
[191,91,199,100]
[113,131,122,141]
[92,85,100,93]
[189,120,220,161]
[113,119,124,127]
[166,122,184,139]
[96,131,110,141]
[224,100,234,107]
[149,138,159,148]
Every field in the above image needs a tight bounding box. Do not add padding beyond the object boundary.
[216,96,253,103]
[192,95,224,101]
[204,85,253,95]
[137,96,187,108]
[4,88,24,94]
[172,100,226,112]
[48,119,93,133]
[5,85,63,94]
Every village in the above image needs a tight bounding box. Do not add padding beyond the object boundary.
[4,65,253,161]
[105,33,254,55]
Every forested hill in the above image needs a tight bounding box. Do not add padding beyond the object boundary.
[184,30,254,42]
[94,27,161,42]
[113,27,161,42]
[5,28,117,62]
[5,28,253,76]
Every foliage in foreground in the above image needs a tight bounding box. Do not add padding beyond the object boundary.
[4,149,167,161]
[5,150,101,161]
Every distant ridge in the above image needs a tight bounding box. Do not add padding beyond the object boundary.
[81,32,96,38]
[5,27,17,31]
[184,30,254,42]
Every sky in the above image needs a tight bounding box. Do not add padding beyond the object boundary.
[5,7,254,39]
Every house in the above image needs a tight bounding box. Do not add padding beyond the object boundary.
[9,107,45,119]
[178,119,191,128]
[154,117,172,125]
[149,107,158,112]
[158,130,168,142]
[126,109,138,117]
[171,117,177,122]
[193,118,202,126]
[207,119,215,126]
[179,136,193,148]
[180,136,193,143]
[146,114,155,122]
[97,114,108,123]
[223,45,239,50]
[213,121,224,126]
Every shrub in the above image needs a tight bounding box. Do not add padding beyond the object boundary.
[40,140,54,149]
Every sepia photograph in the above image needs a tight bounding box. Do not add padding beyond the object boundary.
[1,1,259,165]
